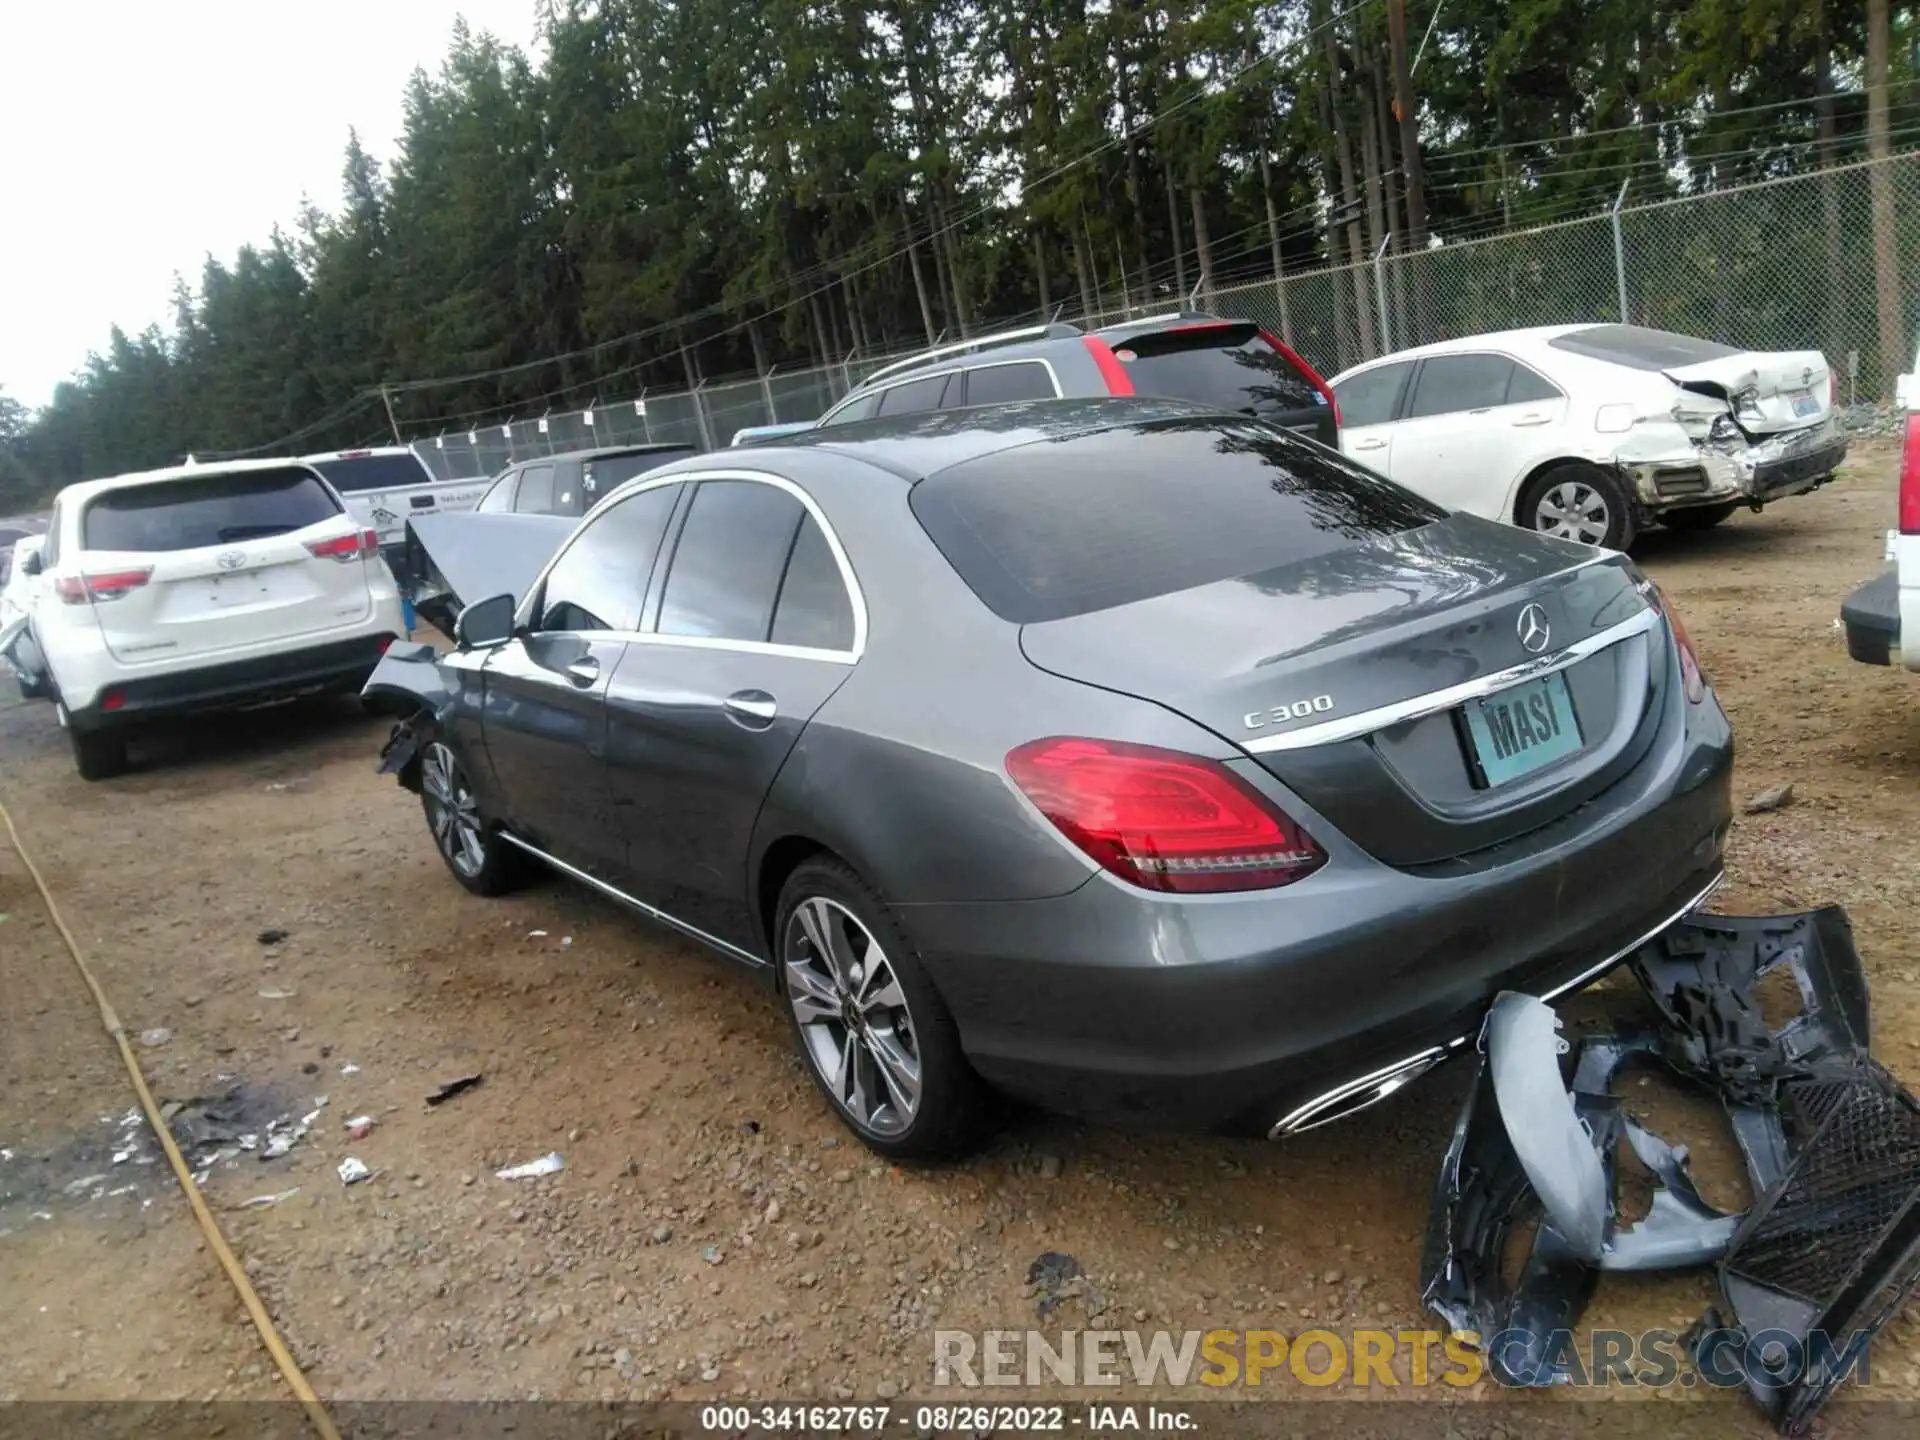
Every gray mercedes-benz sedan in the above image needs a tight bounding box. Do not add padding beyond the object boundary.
[365,397,1733,1159]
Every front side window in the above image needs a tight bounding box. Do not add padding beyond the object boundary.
[875,372,955,417]
[1331,362,1414,428]
[514,464,557,514]
[476,471,518,513]
[657,480,807,643]
[821,390,883,427]
[536,482,680,633]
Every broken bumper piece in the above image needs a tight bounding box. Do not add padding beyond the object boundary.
[1622,417,1847,513]
[1422,907,1920,1431]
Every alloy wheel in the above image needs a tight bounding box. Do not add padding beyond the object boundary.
[422,742,486,878]
[1533,480,1612,546]
[783,896,922,1138]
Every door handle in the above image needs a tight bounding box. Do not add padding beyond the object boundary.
[723,690,778,727]
[1511,413,1553,427]
[564,658,600,687]
[1352,437,1387,451]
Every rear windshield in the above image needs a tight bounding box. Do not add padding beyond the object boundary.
[1110,323,1322,414]
[83,468,341,552]
[306,452,431,493]
[1547,325,1741,371]
[911,418,1443,624]
[587,447,698,489]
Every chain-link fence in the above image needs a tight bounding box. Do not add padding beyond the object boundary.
[410,152,1920,481]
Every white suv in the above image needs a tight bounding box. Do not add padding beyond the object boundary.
[0,459,406,778]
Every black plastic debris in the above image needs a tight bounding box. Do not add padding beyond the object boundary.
[1420,906,1920,1432]
[426,1073,483,1107]
[257,928,287,946]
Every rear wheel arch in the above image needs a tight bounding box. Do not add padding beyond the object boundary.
[1513,457,1639,550]
[754,834,833,960]
[1507,455,1602,526]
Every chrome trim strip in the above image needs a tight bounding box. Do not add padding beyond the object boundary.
[1241,602,1662,755]
[496,832,767,968]
[1269,867,1725,1138]
[512,467,869,663]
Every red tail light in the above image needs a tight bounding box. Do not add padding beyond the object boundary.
[1900,413,1920,536]
[1082,337,1135,397]
[307,529,379,562]
[55,569,153,604]
[1259,329,1341,427]
[1650,585,1707,704]
[101,690,126,712]
[1006,737,1326,894]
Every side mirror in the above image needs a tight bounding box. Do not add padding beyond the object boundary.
[19,548,42,577]
[454,593,517,649]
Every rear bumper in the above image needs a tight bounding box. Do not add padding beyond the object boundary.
[65,632,397,732]
[1625,422,1846,514]
[901,691,1734,1136]
[1842,569,1900,666]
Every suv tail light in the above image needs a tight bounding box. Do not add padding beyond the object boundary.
[306,528,379,563]
[1259,329,1341,427]
[1900,413,1920,535]
[1006,737,1327,894]
[55,569,153,605]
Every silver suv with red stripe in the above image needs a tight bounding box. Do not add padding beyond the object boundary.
[739,313,1341,449]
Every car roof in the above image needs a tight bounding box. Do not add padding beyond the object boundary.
[1328,324,1602,381]
[53,457,331,508]
[298,445,420,461]
[708,396,1225,482]
[521,442,699,465]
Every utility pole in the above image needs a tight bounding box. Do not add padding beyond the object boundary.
[1386,0,1433,343]
[378,386,402,446]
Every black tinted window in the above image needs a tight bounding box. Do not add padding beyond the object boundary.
[876,372,955,417]
[770,516,856,652]
[538,483,679,632]
[823,390,882,426]
[1332,362,1413,427]
[1547,325,1740,371]
[910,419,1443,624]
[1112,323,1320,413]
[83,468,341,552]
[588,448,697,492]
[658,481,806,643]
[1505,363,1563,404]
[963,362,1055,406]
[1407,355,1515,419]
[515,465,556,514]
[476,473,517,513]
[306,453,429,493]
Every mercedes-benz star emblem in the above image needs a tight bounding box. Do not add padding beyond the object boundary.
[1516,602,1552,654]
[216,550,246,571]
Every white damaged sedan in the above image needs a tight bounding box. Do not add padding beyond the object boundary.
[1329,324,1847,549]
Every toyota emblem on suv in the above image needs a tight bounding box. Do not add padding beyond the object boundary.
[1517,603,1552,654]
[217,550,247,571]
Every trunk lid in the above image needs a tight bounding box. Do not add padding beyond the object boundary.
[77,467,375,666]
[1019,515,1667,867]
[1663,348,1833,435]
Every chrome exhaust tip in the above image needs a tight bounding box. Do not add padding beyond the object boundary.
[1269,1042,1464,1138]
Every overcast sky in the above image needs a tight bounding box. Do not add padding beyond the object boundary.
[0,1,541,410]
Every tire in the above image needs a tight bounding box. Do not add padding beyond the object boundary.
[68,725,128,782]
[1516,462,1638,550]
[1660,502,1738,532]
[419,738,528,896]
[774,858,988,1160]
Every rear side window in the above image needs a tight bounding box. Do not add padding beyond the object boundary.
[962,362,1056,406]
[83,468,341,553]
[770,516,856,652]
[515,464,556,514]
[1406,355,1515,419]
[1547,325,1740,371]
[876,372,955,417]
[305,453,430,494]
[476,472,518,513]
[911,419,1443,624]
[1505,363,1564,404]
[658,480,806,643]
[1111,323,1320,414]
[588,448,697,492]
[538,483,680,633]
[1332,361,1413,427]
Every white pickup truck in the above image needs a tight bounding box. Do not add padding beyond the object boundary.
[1841,346,1920,670]
[300,447,491,563]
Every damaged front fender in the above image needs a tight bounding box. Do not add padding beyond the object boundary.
[361,641,472,792]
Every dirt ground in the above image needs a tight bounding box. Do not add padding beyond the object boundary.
[5,445,1920,1434]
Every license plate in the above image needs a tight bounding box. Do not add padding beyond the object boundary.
[1787,387,1820,418]
[1463,672,1583,786]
